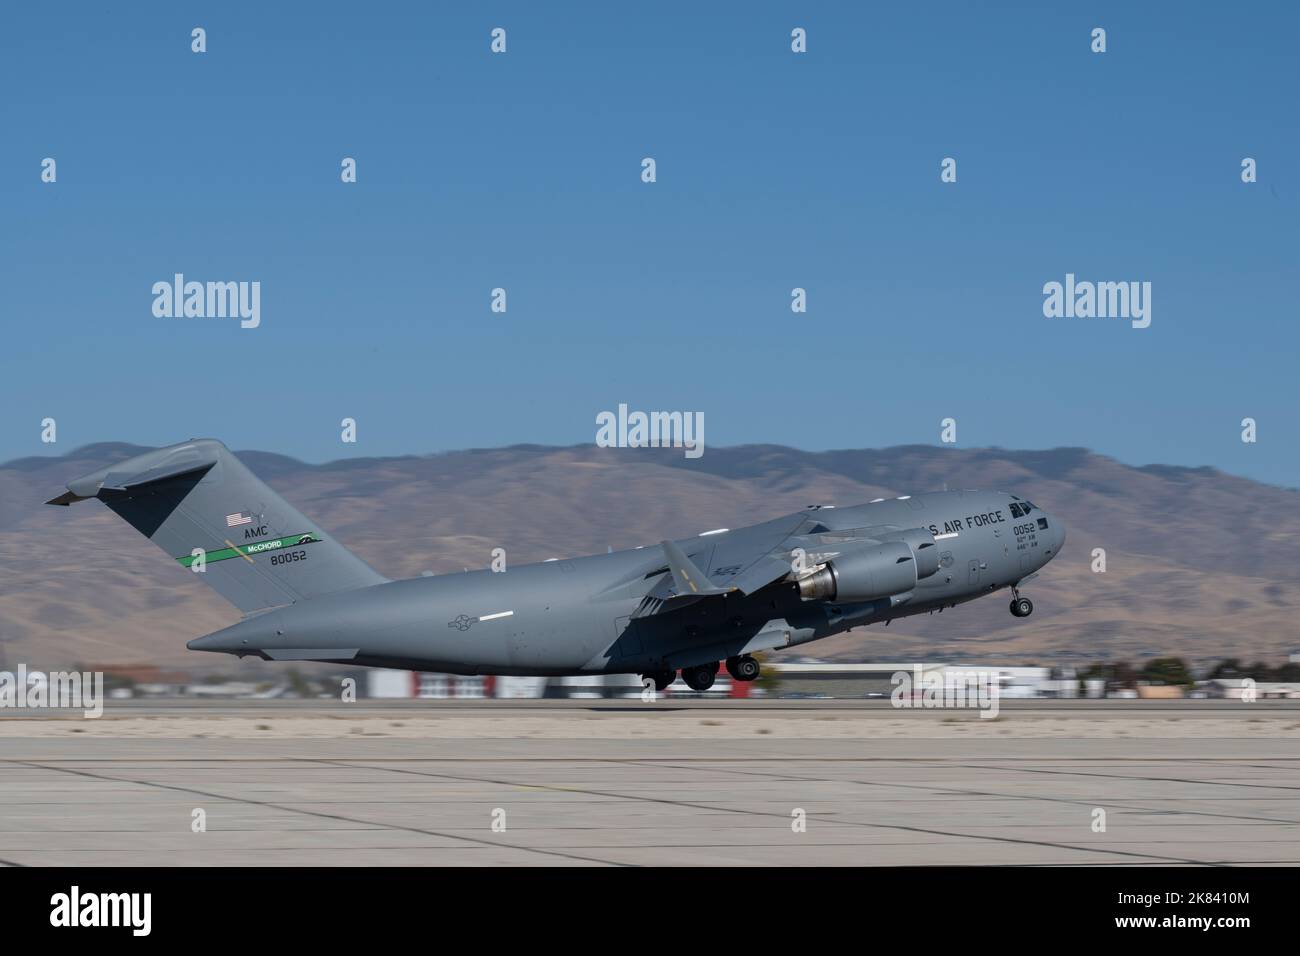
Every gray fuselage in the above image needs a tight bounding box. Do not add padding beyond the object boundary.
[189,490,1065,676]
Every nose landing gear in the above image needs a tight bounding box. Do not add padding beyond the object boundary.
[1009,586,1034,618]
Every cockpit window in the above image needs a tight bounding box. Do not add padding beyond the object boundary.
[1010,501,1036,518]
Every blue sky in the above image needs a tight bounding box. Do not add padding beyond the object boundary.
[2,2,1296,486]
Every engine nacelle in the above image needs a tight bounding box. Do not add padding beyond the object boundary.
[880,527,941,580]
[797,540,919,603]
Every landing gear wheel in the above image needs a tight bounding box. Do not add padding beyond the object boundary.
[643,670,676,692]
[681,663,717,692]
[726,655,760,682]
[1010,597,1033,618]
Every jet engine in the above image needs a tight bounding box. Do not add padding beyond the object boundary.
[879,527,941,580]
[797,529,940,603]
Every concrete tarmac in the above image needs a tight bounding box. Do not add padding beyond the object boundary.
[1,700,1298,866]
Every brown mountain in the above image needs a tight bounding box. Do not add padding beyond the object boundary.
[1,442,1296,673]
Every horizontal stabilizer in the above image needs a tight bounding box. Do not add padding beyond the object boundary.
[45,491,92,506]
[101,462,215,493]
[51,443,221,504]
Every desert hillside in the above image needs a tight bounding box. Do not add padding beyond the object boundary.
[1,442,1296,672]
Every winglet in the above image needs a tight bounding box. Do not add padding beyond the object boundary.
[660,540,731,597]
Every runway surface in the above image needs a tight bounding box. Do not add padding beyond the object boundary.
[2,700,1298,866]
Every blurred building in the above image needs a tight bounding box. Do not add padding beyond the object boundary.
[1200,679,1300,700]
[362,663,1265,700]
[365,669,749,699]
[769,662,941,698]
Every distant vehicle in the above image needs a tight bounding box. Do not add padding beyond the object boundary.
[49,439,1065,693]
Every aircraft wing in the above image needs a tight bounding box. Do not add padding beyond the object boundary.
[629,516,806,619]
[707,553,792,594]
[697,514,808,594]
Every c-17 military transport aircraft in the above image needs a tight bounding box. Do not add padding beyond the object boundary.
[49,439,1064,691]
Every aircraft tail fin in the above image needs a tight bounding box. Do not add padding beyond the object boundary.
[48,439,388,613]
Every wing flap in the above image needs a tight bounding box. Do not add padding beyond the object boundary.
[715,554,791,594]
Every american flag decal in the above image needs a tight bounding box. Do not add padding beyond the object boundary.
[226,512,253,527]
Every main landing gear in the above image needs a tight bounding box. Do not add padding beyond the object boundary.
[643,669,676,692]
[643,656,760,693]
[680,662,719,691]
[1009,586,1034,618]
[725,655,760,682]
